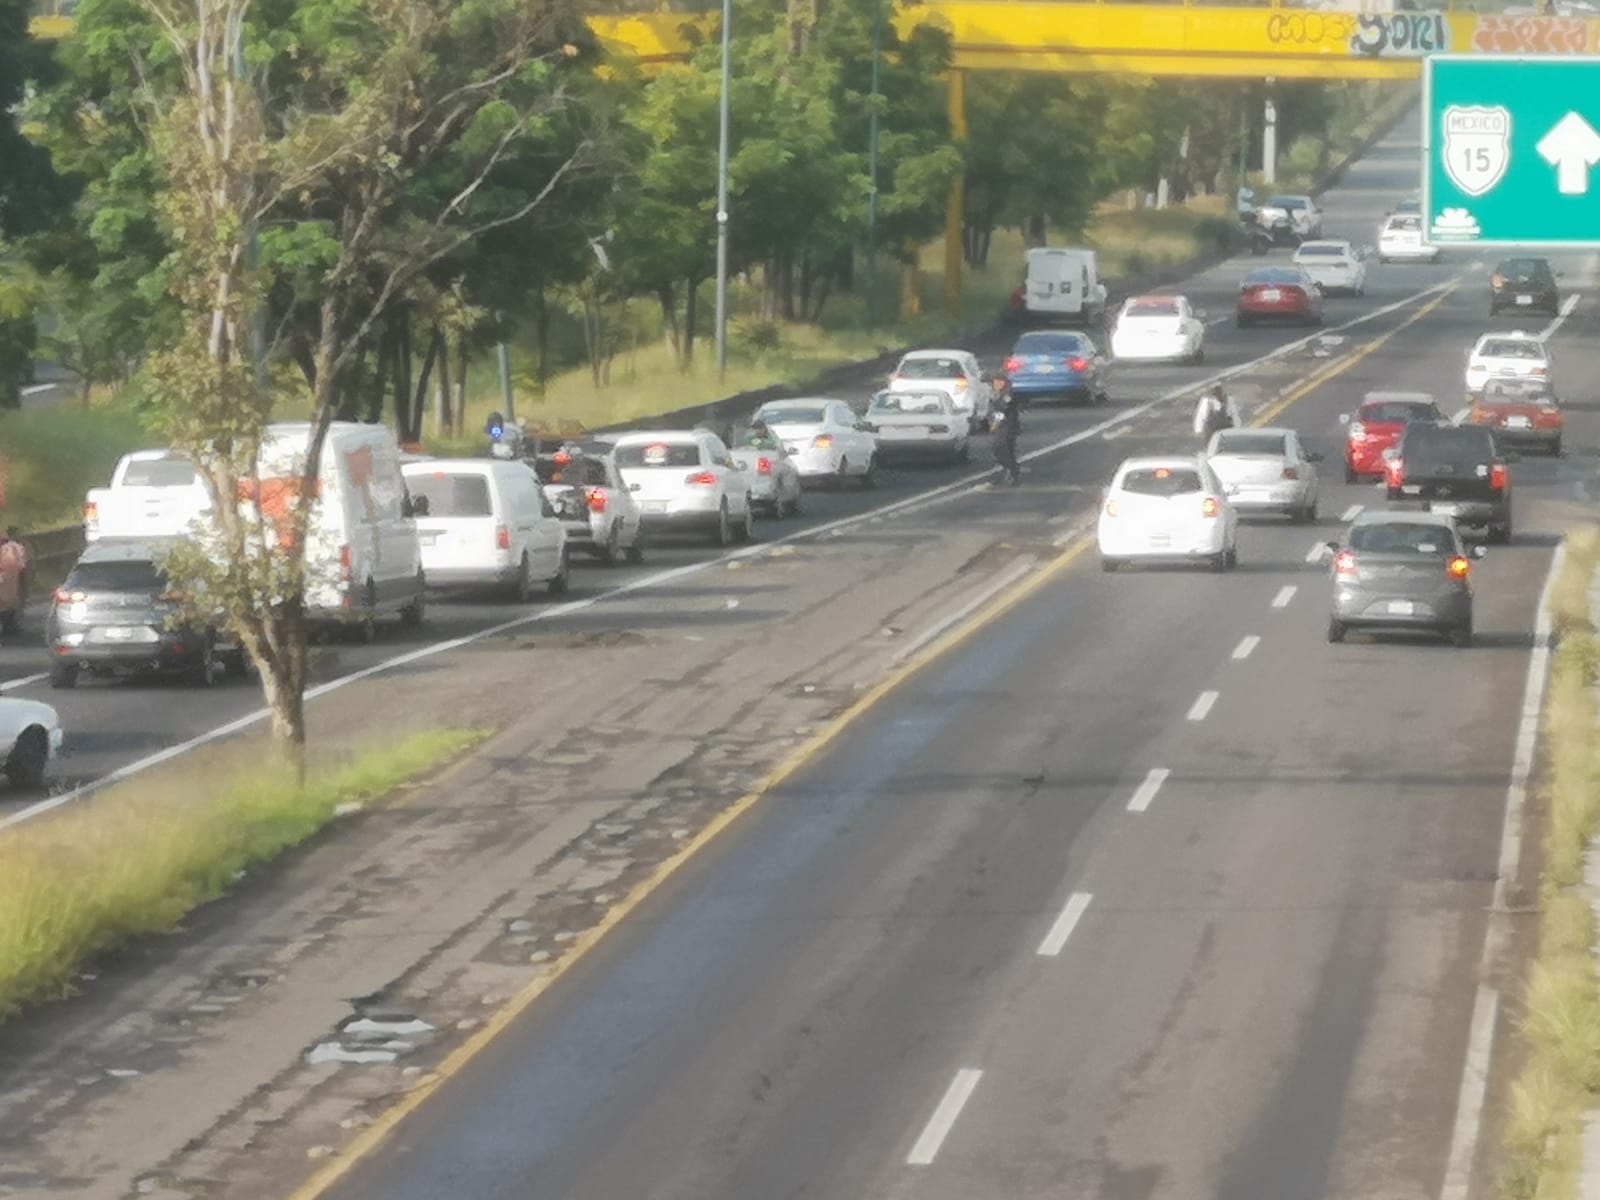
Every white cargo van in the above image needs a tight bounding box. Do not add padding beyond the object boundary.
[401,459,568,601]
[84,450,211,543]
[1022,248,1108,326]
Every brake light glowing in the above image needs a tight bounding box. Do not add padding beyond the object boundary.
[1334,550,1358,578]
[1385,456,1404,488]
[339,544,352,581]
[1490,462,1508,491]
[1543,407,1561,416]
[952,378,969,390]
[1201,497,1220,518]
[53,589,86,604]
[1004,357,1022,373]
[1447,555,1471,579]
[1532,367,1547,376]
[553,451,571,466]
[587,488,607,513]
[1066,357,1088,371]
[1282,466,1299,480]
[813,434,834,449]
[84,501,98,526]
[686,471,718,486]
[756,457,773,475]
[496,524,510,550]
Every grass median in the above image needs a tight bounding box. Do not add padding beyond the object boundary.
[1499,525,1600,1200]
[0,726,487,1023]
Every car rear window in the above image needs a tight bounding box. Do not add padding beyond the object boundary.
[1385,215,1421,232]
[1213,432,1287,456]
[1349,522,1454,556]
[1498,259,1549,281]
[872,392,947,415]
[1482,379,1556,404]
[898,358,964,379]
[1015,333,1090,353]
[1479,339,1545,359]
[1297,245,1345,258]
[66,559,165,592]
[122,457,199,487]
[1360,402,1435,425]
[1125,298,1179,315]
[1119,466,1203,496]
[533,457,607,486]
[1244,269,1300,286]
[1401,426,1496,473]
[616,442,702,468]
[757,405,827,425]
[407,472,494,517]
[1267,196,1307,210]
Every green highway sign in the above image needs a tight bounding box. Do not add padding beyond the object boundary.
[1423,55,1600,249]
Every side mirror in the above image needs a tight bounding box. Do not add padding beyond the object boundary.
[1471,543,1489,559]
[1338,413,1351,425]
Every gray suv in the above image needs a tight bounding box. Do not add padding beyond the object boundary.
[1325,511,1485,647]
[46,540,246,689]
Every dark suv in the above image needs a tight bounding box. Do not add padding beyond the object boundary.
[46,540,246,689]
[1385,424,1513,544]
[1489,257,1560,316]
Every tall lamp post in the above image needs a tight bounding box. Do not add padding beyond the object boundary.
[713,0,733,380]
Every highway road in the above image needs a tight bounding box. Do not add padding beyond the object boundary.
[0,123,1490,803]
[296,132,1600,1199]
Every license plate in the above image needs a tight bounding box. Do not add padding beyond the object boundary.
[1402,485,1422,494]
[1516,295,1533,305]
[642,500,670,514]
[1506,415,1532,428]
[92,625,157,643]
[1261,288,1281,302]
[1034,364,1056,374]
[1148,535,1171,548]
[1388,600,1415,615]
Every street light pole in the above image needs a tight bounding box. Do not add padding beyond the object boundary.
[864,0,884,327]
[713,0,732,380]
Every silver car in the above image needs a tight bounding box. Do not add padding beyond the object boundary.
[1325,511,1485,647]
[1205,426,1322,522]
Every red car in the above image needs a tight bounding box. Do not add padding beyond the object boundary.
[1464,377,1563,456]
[1236,266,1324,328]
[1340,392,1448,482]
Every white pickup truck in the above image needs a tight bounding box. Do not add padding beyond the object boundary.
[84,450,213,543]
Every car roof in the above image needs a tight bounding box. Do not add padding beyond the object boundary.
[1297,239,1350,250]
[1362,391,1437,405]
[611,429,704,445]
[1474,331,1546,348]
[1216,425,1292,437]
[1350,509,1456,530]
[900,348,968,359]
[123,448,187,462]
[1114,455,1204,473]
[76,538,176,563]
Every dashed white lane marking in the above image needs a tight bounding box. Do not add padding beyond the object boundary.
[1271,585,1297,608]
[1439,986,1500,1200]
[1232,635,1260,660]
[0,673,47,693]
[1125,768,1171,814]
[1306,542,1331,563]
[1340,504,1363,521]
[1186,690,1219,722]
[1037,891,1095,956]
[906,1069,984,1165]
[1537,291,1582,341]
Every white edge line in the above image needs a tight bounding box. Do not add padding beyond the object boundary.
[1231,634,1260,660]
[1306,542,1330,563]
[1037,891,1095,955]
[1272,585,1297,609]
[1537,291,1582,342]
[1186,690,1219,722]
[893,557,1038,662]
[905,1068,983,1165]
[0,672,47,693]
[1340,504,1363,521]
[1438,986,1500,1200]
[0,275,1467,831]
[1125,767,1171,815]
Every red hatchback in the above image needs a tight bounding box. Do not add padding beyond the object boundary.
[1340,392,1448,482]
[1236,266,1324,328]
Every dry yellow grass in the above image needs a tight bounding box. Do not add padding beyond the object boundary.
[0,727,486,1022]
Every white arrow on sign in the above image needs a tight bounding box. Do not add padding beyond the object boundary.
[1537,111,1600,196]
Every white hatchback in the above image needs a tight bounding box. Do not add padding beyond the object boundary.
[1377,213,1438,263]
[403,459,568,601]
[1205,426,1322,522]
[1466,331,1552,397]
[1097,456,1238,571]
[752,399,878,485]
[612,430,756,547]
[1292,240,1367,295]
[1109,294,1207,364]
[888,349,993,432]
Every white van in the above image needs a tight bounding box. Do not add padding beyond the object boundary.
[401,459,568,601]
[1023,248,1108,325]
[84,450,211,543]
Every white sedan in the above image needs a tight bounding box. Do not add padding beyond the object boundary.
[1109,294,1207,364]
[888,349,993,432]
[753,399,878,486]
[865,389,969,463]
[727,424,807,513]
[1377,213,1439,263]
[1465,331,1552,397]
[1096,455,1238,572]
[1205,426,1322,522]
[1292,240,1367,296]
[2,696,63,790]
[611,430,756,547]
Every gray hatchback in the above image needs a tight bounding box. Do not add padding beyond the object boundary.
[1325,511,1485,647]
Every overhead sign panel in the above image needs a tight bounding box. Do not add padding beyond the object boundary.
[1423,55,1600,248]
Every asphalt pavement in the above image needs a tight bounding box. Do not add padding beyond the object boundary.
[305,128,1600,1199]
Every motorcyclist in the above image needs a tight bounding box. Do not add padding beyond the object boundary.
[1192,384,1243,444]
[990,372,1023,486]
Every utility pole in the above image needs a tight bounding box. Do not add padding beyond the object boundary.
[713,0,732,380]
[495,315,515,423]
[864,0,884,327]
[1263,79,1279,186]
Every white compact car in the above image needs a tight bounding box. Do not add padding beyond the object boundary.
[1,696,63,790]
[403,459,568,600]
[888,349,993,432]
[1109,294,1207,364]
[1257,193,1323,240]
[531,442,645,565]
[1377,213,1438,263]
[1096,455,1238,571]
[1292,240,1367,295]
[612,430,755,547]
[1465,331,1552,397]
[751,399,878,486]
[727,425,807,512]
[865,389,970,463]
[1205,426,1322,522]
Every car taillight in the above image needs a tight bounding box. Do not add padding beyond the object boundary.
[1491,272,1505,288]
[1004,357,1022,373]
[813,434,833,449]
[496,525,510,549]
[756,457,773,476]
[339,544,352,581]
[1532,366,1547,376]
[53,588,86,604]
[84,501,98,526]
[1386,457,1404,487]
[1066,356,1088,371]
[587,488,607,513]
[1334,550,1358,578]
[1282,466,1299,480]
[1448,555,1471,579]
[1348,421,1366,441]
[1490,463,1508,491]
[953,378,969,391]
[1201,497,1220,518]
[686,471,718,486]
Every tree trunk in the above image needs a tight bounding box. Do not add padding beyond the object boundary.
[809,274,833,322]
[683,276,699,364]
[534,286,551,388]
[1025,213,1047,247]
[256,611,310,781]
[368,322,392,425]
[412,328,440,438]
[798,252,814,321]
[434,329,452,435]
[394,314,415,441]
[779,256,797,321]
[977,229,992,268]
[453,335,468,432]
[657,284,682,366]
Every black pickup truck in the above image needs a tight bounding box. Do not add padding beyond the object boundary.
[1385,423,1513,544]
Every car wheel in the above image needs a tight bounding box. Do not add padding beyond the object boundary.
[1326,618,1346,644]
[4,727,49,790]
[1379,256,1390,265]
[601,522,623,564]
[625,533,646,565]
[347,582,378,644]
[224,648,250,678]
[836,457,850,488]
[48,661,79,690]
[1344,464,1358,484]
[399,575,426,626]
[512,554,533,602]
[1552,437,1563,457]
[0,610,16,636]
[1449,624,1474,648]
[1191,348,1205,365]
[1225,545,1239,569]
[861,455,878,489]
[736,500,755,543]
[713,502,732,547]
[547,548,571,595]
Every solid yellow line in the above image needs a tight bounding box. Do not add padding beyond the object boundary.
[285,279,1463,1200]
[284,536,1092,1200]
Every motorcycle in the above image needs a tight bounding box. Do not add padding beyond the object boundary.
[1238,209,1274,256]
[485,412,528,460]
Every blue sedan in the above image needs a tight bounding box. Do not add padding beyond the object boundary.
[1003,330,1109,405]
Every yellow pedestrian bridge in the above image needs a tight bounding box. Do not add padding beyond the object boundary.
[30,4,1600,80]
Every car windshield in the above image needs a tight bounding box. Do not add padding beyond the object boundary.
[1479,339,1545,359]
[898,357,964,379]
[1213,432,1288,456]
[1349,522,1454,557]
[1297,245,1345,258]
[1125,298,1180,315]
[872,392,947,415]
[733,426,783,449]
[407,472,493,516]
[1267,196,1307,210]
[1016,333,1090,353]
[757,405,827,425]
[122,457,198,487]
[533,457,606,486]
[1244,269,1300,286]
[1402,427,1496,473]
[616,442,702,468]
[66,559,165,592]
[1360,402,1437,424]
[1498,259,1549,282]
[1385,215,1422,232]
[1118,466,1203,496]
